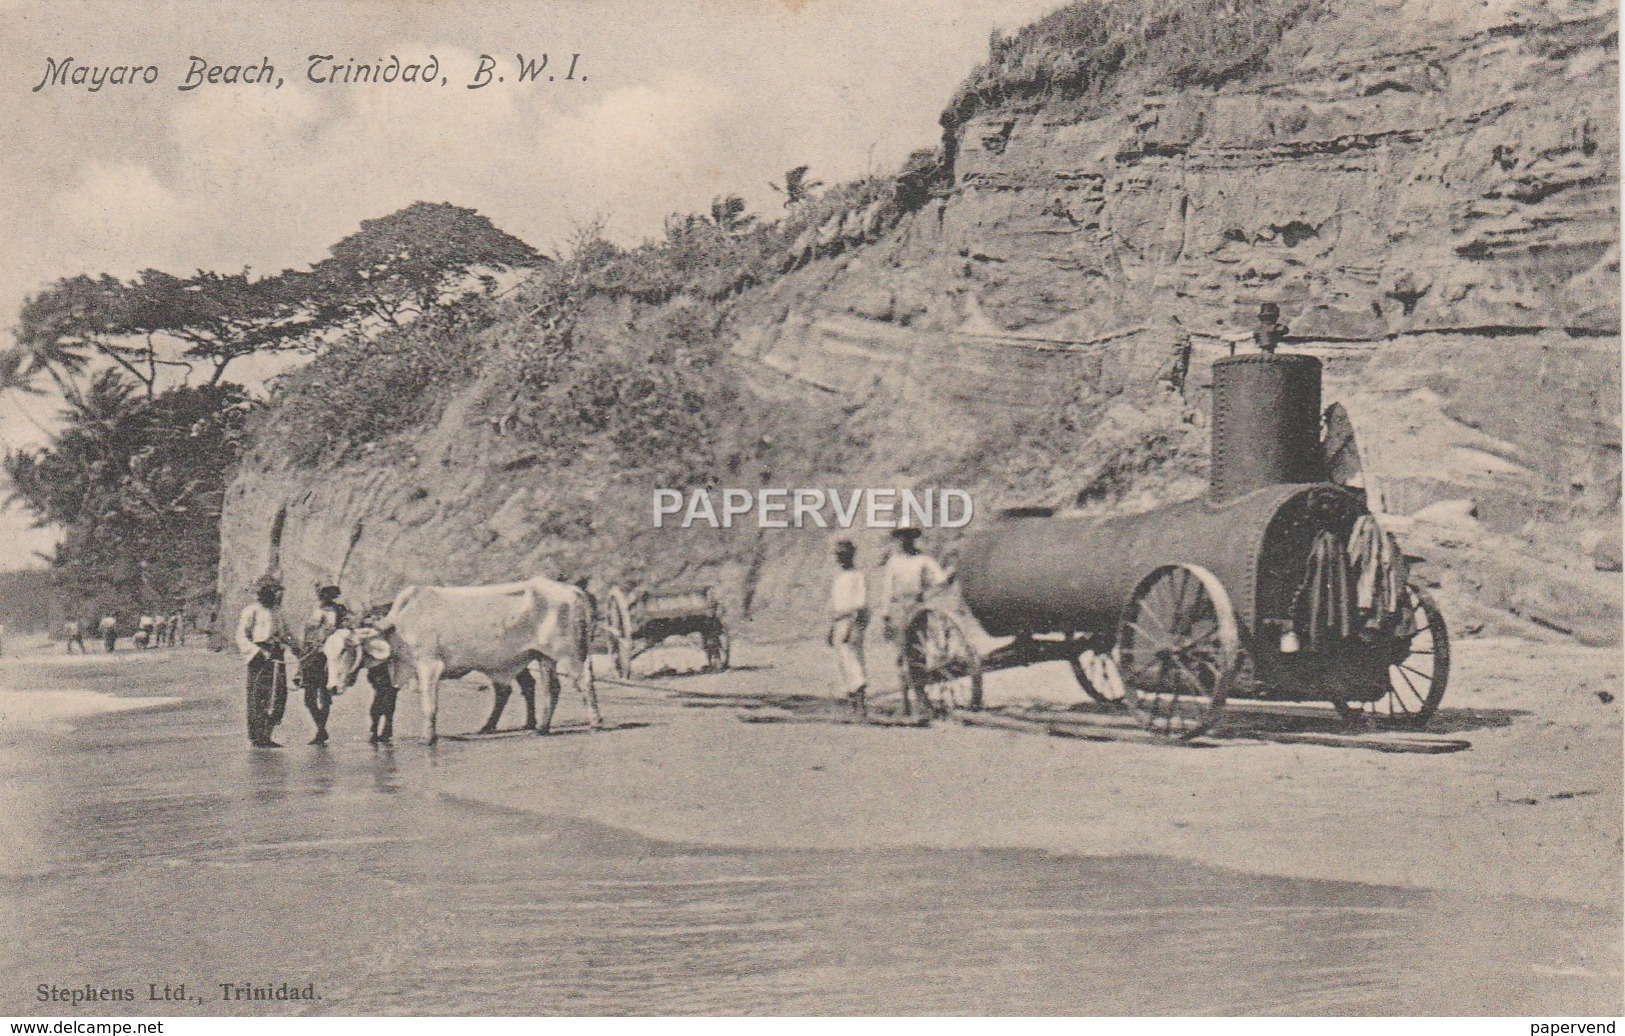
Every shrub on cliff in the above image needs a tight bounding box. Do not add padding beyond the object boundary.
[265,294,502,466]
[943,0,1324,128]
[493,293,749,487]
[265,164,943,473]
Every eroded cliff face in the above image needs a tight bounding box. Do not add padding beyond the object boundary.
[223,0,1619,645]
[940,1,1618,339]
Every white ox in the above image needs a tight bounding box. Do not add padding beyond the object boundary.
[324,575,602,744]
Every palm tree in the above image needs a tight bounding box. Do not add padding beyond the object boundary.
[0,346,60,438]
[709,195,754,233]
[769,165,824,208]
[13,275,109,401]
[0,347,44,397]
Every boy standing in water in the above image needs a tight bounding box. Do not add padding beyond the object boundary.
[300,585,349,745]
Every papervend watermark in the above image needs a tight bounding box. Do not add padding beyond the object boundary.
[652,488,974,530]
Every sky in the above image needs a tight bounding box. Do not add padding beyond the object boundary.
[0,0,1063,569]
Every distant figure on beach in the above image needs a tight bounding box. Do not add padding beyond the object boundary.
[0,621,6,658]
[237,577,296,749]
[135,614,153,650]
[1253,302,1289,354]
[100,614,118,653]
[167,613,182,647]
[64,619,86,654]
[827,539,869,717]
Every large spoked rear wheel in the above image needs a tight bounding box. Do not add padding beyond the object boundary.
[606,589,634,680]
[1116,564,1241,740]
[901,606,983,716]
[1334,584,1450,727]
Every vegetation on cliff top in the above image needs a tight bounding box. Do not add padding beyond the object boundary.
[0,203,542,619]
[943,0,1325,128]
[265,159,947,476]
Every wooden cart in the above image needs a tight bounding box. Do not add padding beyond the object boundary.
[603,585,730,679]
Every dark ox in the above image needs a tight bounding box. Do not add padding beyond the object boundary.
[324,575,601,744]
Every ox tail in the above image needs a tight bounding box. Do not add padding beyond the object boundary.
[570,593,592,668]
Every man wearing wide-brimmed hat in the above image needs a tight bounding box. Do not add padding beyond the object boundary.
[236,576,297,748]
[826,539,869,716]
[880,525,953,651]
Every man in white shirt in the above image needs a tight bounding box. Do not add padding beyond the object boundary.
[826,540,869,716]
[881,528,952,632]
[881,526,954,684]
[237,577,296,748]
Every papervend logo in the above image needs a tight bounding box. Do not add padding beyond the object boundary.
[652,488,973,529]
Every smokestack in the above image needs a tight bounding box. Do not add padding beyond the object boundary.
[1210,354,1326,501]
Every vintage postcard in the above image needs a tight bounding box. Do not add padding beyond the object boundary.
[0,0,1618,1021]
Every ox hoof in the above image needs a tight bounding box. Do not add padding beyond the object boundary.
[522,721,537,731]
[476,725,497,736]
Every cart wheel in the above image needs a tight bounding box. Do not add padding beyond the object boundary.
[1334,584,1450,727]
[1116,564,1240,740]
[902,606,983,715]
[1069,648,1126,705]
[606,589,634,680]
[703,626,731,672]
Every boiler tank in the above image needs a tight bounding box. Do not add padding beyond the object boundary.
[1210,353,1325,499]
[958,482,1360,638]
[958,353,1353,639]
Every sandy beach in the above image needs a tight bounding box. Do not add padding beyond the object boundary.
[4,633,1619,906]
[413,633,1623,912]
[0,633,1618,1014]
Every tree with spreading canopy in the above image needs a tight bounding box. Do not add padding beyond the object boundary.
[4,201,546,398]
[0,200,544,621]
[312,201,545,328]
